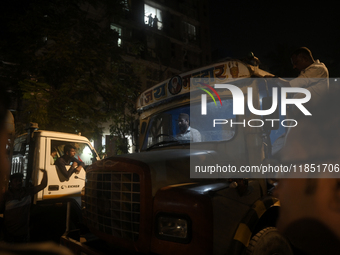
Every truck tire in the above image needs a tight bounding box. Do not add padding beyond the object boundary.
[246,227,293,255]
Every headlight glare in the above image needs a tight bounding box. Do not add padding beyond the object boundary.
[158,216,187,238]
[156,214,191,243]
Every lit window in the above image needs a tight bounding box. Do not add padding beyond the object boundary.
[182,21,196,42]
[144,4,163,30]
[121,0,129,11]
[110,24,122,46]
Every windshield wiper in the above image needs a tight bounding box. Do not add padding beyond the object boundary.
[146,140,184,151]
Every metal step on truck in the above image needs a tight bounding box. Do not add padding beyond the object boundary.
[61,59,296,254]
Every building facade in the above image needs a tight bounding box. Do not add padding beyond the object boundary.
[100,0,212,155]
[112,0,211,90]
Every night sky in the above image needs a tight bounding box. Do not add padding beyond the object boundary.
[209,1,340,76]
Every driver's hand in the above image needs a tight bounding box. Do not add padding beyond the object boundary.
[75,166,82,174]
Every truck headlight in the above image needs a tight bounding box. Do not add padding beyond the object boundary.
[156,213,191,243]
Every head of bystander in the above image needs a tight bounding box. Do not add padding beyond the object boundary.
[274,89,340,254]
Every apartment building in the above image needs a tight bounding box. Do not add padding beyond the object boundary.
[111,0,211,90]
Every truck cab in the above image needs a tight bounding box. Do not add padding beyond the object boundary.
[11,125,100,206]
[62,60,292,254]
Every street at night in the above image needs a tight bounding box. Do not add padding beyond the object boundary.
[1,1,340,255]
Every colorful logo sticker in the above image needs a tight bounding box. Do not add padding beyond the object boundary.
[168,76,183,95]
[198,82,222,106]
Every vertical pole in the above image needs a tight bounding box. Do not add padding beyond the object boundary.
[25,122,38,187]
[65,201,71,235]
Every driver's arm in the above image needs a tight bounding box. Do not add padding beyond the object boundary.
[55,158,78,180]
[71,157,85,173]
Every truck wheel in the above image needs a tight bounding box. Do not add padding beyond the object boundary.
[246,227,293,255]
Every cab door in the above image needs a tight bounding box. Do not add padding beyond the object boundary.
[40,138,88,205]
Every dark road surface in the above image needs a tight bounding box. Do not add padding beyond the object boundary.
[30,204,70,243]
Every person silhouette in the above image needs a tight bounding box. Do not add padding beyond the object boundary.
[153,15,158,29]
[148,13,153,27]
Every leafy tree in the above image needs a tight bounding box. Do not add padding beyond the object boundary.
[0,0,140,144]
[109,62,141,154]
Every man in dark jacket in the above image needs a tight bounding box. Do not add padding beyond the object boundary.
[55,144,84,182]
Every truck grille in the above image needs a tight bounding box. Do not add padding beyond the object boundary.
[85,171,141,241]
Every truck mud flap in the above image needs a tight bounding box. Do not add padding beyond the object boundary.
[60,231,106,255]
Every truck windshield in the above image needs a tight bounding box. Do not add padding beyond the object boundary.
[142,98,236,150]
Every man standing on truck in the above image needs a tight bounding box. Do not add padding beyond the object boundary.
[271,47,329,115]
[176,113,201,142]
[289,47,329,106]
[1,170,47,243]
[55,144,84,182]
